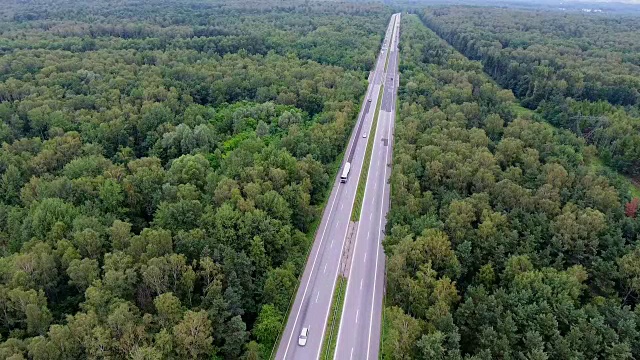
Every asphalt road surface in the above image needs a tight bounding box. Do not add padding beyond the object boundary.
[274,14,399,360]
[334,13,401,360]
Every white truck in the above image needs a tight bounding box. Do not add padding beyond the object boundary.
[340,162,351,183]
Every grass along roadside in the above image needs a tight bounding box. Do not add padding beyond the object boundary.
[321,276,347,360]
[588,156,640,199]
[352,84,384,221]
[379,304,390,359]
[632,182,640,199]
[511,103,536,118]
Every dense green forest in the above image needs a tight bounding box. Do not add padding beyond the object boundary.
[382,14,640,359]
[420,7,640,177]
[0,0,387,72]
[0,0,391,358]
[3,0,640,359]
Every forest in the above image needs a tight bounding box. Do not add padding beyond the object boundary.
[420,7,640,177]
[0,0,391,358]
[2,0,640,359]
[382,13,640,359]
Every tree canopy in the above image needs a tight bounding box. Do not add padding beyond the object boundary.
[421,7,640,177]
[381,13,640,360]
[0,0,392,358]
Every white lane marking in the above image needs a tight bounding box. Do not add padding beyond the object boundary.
[370,213,373,220]
[333,16,396,359]
[356,309,359,323]
[316,292,320,303]
[282,167,342,360]
[360,279,363,290]
[331,239,334,248]
[341,204,344,210]
[350,348,354,360]
[324,263,327,274]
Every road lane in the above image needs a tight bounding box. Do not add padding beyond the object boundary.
[275,15,399,360]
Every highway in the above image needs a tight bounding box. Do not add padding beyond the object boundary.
[274,14,399,360]
[334,13,400,360]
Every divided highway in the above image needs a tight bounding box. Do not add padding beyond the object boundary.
[334,13,400,360]
[274,14,400,360]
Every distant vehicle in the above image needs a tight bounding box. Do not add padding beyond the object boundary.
[368,98,372,102]
[298,328,309,346]
[341,162,351,183]
[363,133,367,138]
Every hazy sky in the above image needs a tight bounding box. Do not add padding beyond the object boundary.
[564,0,640,3]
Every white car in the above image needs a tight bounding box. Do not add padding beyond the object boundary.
[298,327,309,346]
[363,133,367,138]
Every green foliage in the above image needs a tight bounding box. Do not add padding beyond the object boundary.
[172,310,214,359]
[382,14,640,360]
[421,7,640,177]
[253,304,283,354]
[262,267,297,315]
[321,276,347,360]
[0,0,392,358]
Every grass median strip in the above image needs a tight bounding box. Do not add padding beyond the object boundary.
[379,293,390,359]
[384,47,390,73]
[321,275,347,360]
[352,83,384,221]
[384,16,396,73]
